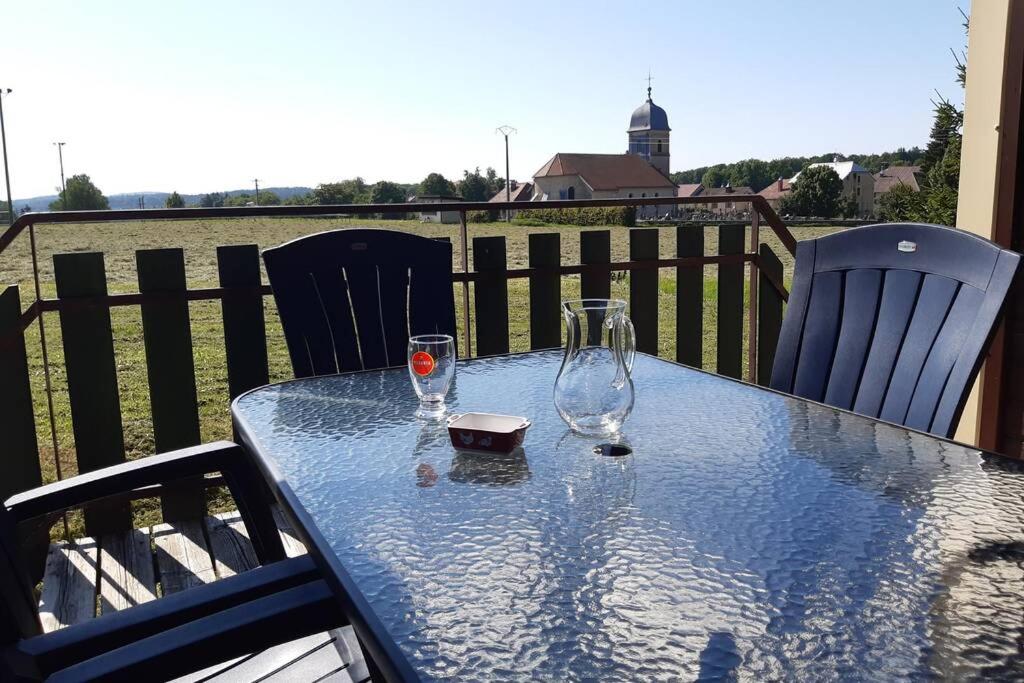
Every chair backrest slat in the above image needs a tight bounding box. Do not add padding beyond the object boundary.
[823,268,882,409]
[878,274,960,426]
[791,270,842,400]
[852,269,922,417]
[264,229,457,378]
[771,223,1021,438]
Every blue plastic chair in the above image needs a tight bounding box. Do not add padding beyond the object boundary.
[264,229,458,378]
[769,222,1020,438]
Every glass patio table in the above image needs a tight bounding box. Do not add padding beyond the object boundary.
[232,350,1024,681]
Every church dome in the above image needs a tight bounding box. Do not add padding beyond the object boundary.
[628,92,670,132]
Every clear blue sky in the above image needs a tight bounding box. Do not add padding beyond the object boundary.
[3,0,967,198]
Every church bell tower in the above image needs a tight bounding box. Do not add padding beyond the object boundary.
[627,80,671,175]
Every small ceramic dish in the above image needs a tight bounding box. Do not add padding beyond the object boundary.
[447,413,531,454]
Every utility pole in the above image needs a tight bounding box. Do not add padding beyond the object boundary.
[495,125,516,222]
[0,89,13,225]
[253,178,260,206]
[53,141,67,200]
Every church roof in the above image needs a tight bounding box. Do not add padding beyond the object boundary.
[628,93,670,132]
[533,153,676,191]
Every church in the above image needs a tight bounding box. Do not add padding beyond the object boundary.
[530,86,676,201]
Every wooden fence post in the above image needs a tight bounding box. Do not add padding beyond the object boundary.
[0,286,41,498]
[473,236,509,356]
[218,245,269,399]
[581,230,612,347]
[717,224,745,379]
[757,244,784,386]
[137,248,204,521]
[54,252,131,534]
[580,230,611,300]
[528,233,561,350]
[676,225,704,367]
[629,228,659,355]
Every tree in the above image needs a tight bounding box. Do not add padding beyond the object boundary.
[727,159,771,191]
[456,168,490,202]
[370,181,406,205]
[921,98,962,176]
[199,192,226,207]
[484,167,505,196]
[700,165,729,189]
[419,172,456,197]
[223,190,280,207]
[312,178,369,205]
[878,182,925,222]
[780,165,843,217]
[282,192,313,205]
[49,174,110,210]
[165,191,185,208]
[370,180,408,218]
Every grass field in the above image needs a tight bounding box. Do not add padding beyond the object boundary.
[0,216,834,536]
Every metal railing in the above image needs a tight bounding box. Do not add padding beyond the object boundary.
[0,194,796,542]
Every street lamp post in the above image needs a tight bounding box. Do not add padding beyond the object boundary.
[0,89,13,225]
[53,142,67,201]
[253,178,260,206]
[496,125,516,222]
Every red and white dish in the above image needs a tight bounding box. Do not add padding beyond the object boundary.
[446,413,531,454]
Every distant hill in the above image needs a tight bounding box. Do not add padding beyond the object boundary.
[13,186,314,213]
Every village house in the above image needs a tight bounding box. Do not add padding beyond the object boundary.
[791,159,875,216]
[873,165,922,214]
[487,181,533,218]
[758,177,792,213]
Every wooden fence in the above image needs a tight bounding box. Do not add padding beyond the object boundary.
[0,198,793,545]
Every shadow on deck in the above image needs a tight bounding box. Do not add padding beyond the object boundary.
[39,507,369,682]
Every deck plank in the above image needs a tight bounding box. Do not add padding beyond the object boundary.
[153,519,216,594]
[98,528,157,613]
[206,512,258,578]
[38,538,99,632]
[272,506,308,558]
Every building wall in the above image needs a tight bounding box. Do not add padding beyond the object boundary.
[954,0,1017,449]
[843,171,875,216]
[532,175,593,201]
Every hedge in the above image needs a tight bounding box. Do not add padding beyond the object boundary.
[513,206,636,227]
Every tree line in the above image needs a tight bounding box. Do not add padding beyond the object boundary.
[670,148,925,193]
[43,167,508,212]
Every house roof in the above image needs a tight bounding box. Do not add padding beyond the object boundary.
[758,179,792,200]
[488,182,533,203]
[701,185,754,197]
[677,183,704,198]
[873,165,922,194]
[533,153,676,190]
[792,160,870,182]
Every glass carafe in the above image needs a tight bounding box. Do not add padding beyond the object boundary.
[554,299,636,436]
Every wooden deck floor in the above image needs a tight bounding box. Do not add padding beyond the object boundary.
[39,508,369,682]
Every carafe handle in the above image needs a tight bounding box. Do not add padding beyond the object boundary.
[620,314,636,375]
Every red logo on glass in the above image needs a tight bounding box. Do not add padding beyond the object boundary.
[411,351,435,376]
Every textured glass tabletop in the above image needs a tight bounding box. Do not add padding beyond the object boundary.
[233,350,1024,680]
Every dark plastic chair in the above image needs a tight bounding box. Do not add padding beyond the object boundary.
[264,228,458,378]
[769,222,1020,438]
[0,442,347,681]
